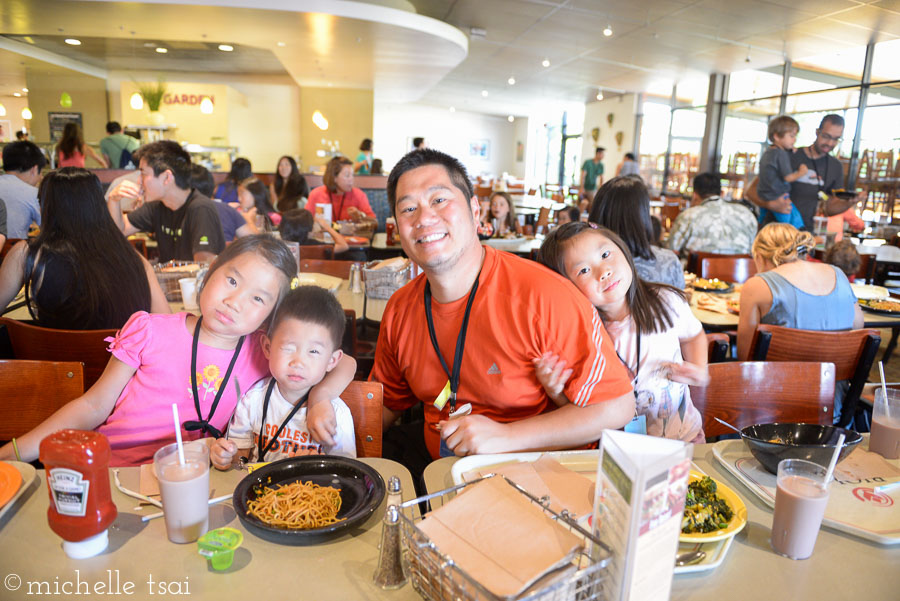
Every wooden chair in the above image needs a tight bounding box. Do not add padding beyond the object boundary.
[699,256,757,284]
[707,333,731,363]
[340,381,383,457]
[0,360,83,440]
[691,361,835,439]
[750,325,881,429]
[298,245,334,261]
[474,184,493,202]
[535,206,551,235]
[0,317,115,391]
[687,251,752,275]
[128,237,148,259]
[299,259,356,279]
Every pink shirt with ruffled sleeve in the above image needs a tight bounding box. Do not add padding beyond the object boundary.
[97,311,268,466]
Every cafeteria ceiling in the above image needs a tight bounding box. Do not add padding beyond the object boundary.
[0,0,898,118]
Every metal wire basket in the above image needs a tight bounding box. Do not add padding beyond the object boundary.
[153,261,207,302]
[362,260,411,300]
[398,476,611,601]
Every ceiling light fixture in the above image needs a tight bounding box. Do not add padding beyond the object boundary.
[21,107,32,120]
[200,97,214,114]
[449,106,456,113]
[0,103,5,117]
[603,24,613,37]
[312,110,329,130]
[130,92,144,110]
[277,41,286,47]
[596,90,604,101]
[64,38,81,46]
[155,47,168,53]
[13,92,21,97]
[542,58,550,67]
[745,45,752,63]
[481,90,489,97]
[507,115,514,122]
[22,88,28,92]
[218,44,234,52]
[508,76,516,85]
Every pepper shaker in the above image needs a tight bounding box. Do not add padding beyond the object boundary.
[372,505,407,589]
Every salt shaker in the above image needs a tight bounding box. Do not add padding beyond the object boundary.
[386,476,402,508]
[349,262,363,293]
[372,505,407,589]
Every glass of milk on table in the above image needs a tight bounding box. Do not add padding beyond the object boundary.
[871,388,900,460]
[770,459,830,560]
[153,440,210,544]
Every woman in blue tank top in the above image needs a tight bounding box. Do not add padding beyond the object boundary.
[737,223,863,361]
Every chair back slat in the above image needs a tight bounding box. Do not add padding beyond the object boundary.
[0,360,83,439]
[298,245,334,261]
[691,361,835,438]
[0,317,114,391]
[707,332,731,363]
[699,256,757,283]
[299,259,355,279]
[687,251,751,275]
[340,381,383,457]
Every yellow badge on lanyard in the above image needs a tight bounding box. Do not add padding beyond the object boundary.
[433,380,452,410]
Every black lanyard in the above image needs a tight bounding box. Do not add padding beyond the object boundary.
[184,316,245,438]
[805,150,828,192]
[611,312,641,383]
[256,379,309,461]
[331,190,347,221]
[424,275,480,413]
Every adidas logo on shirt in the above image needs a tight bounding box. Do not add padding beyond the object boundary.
[487,363,501,375]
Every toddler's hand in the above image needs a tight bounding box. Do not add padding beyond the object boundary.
[796,163,809,176]
[533,352,573,406]
[211,438,238,471]
[664,362,710,387]
[307,399,337,448]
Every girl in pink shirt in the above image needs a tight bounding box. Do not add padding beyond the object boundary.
[1,235,355,466]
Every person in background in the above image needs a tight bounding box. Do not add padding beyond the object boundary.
[823,239,862,282]
[278,208,349,254]
[616,152,641,177]
[579,147,605,200]
[666,172,758,259]
[827,207,865,242]
[537,223,708,442]
[355,138,373,175]
[413,137,426,150]
[370,158,384,176]
[189,164,257,242]
[306,156,376,223]
[100,121,140,169]
[56,122,108,169]
[590,176,685,288]
[214,157,252,205]
[0,140,46,239]
[268,155,309,212]
[107,140,224,263]
[650,215,663,246]
[556,206,581,226]
[211,285,356,468]
[0,168,169,329]
[0,198,6,250]
[15,131,28,141]
[490,191,522,237]
[237,176,281,230]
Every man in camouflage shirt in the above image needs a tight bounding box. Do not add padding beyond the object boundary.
[666,172,758,260]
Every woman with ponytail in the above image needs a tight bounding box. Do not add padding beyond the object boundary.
[737,223,862,360]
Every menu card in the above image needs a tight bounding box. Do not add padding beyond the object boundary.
[592,430,692,601]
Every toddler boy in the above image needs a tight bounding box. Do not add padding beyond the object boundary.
[211,286,356,469]
[757,115,808,229]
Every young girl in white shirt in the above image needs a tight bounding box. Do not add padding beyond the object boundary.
[536,223,708,442]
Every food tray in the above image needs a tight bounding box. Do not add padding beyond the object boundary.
[362,261,411,300]
[153,261,206,302]
[336,220,375,239]
[0,461,38,526]
[399,477,611,601]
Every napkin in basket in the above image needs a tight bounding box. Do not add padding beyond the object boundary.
[416,476,583,598]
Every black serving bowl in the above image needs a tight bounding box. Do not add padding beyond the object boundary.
[741,423,862,475]
[233,456,385,545]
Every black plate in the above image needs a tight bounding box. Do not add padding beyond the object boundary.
[859,299,900,315]
[832,190,857,200]
[741,423,862,475]
[233,456,385,545]
[692,282,734,294]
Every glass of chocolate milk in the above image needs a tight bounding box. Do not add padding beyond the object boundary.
[871,388,900,460]
[770,459,830,560]
[153,441,210,544]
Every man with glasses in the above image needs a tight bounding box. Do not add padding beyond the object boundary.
[747,114,864,231]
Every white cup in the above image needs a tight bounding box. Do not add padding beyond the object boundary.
[178,277,199,310]
[153,441,210,544]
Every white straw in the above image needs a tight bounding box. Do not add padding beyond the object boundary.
[879,361,891,419]
[824,433,845,484]
[171,403,185,466]
[141,494,232,523]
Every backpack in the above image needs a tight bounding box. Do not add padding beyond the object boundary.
[119,145,134,169]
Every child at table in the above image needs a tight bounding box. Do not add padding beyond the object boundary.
[536,222,708,442]
[757,115,808,229]
[0,235,356,466]
[211,286,356,469]
[490,191,522,237]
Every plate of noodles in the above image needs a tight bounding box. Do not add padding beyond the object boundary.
[233,456,386,545]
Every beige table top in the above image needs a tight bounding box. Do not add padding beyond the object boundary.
[0,458,419,601]
[422,444,900,601]
[371,233,405,253]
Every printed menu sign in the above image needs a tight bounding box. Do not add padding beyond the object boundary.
[592,430,692,601]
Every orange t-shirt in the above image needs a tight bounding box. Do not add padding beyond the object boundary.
[371,246,633,459]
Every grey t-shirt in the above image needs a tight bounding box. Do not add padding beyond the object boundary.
[757,146,792,201]
[633,246,685,289]
[0,198,6,239]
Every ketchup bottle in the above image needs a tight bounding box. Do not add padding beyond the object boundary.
[385,217,396,246]
[40,430,117,558]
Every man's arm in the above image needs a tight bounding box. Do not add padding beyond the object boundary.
[745,177,792,214]
[823,191,864,217]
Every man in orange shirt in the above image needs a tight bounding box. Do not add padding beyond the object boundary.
[370,149,634,478]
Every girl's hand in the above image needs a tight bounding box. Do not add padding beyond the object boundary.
[532,352,573,406]
[210,438,238,471]
[664,361,710,387]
